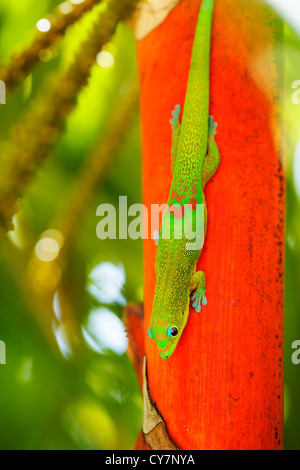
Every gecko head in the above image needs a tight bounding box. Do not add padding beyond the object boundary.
[148,300,189,360]
[148,262,192,359]
[148,325,182,359]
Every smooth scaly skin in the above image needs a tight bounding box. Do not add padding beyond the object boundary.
[148,0,220,359]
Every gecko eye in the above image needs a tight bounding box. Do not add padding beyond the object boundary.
[148,328,155,340]
[167,327,179,338]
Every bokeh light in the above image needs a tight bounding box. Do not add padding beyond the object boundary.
[96,51,115,69]
[36,19,51,33]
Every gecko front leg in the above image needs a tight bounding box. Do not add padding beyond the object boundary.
[189,270,207,313]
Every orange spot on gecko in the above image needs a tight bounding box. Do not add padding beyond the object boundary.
[188,197,198,210]
[169,204,185,219]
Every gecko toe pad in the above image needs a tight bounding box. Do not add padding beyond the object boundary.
[209,115,218,135]
[191,291,207,313]
[170,104,182,129]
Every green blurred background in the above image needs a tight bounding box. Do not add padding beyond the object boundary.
[0,0,299,450]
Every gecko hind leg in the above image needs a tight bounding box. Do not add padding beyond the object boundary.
[189,270,207,313]
[202,115,220,187]
[170,104,182,174]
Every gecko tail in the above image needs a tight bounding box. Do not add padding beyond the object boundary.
[179,0,215,149]
[202,0,215,11]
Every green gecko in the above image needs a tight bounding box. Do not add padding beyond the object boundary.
[148,0,220,360]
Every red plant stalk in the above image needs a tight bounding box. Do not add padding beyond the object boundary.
[137,0,285,450]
